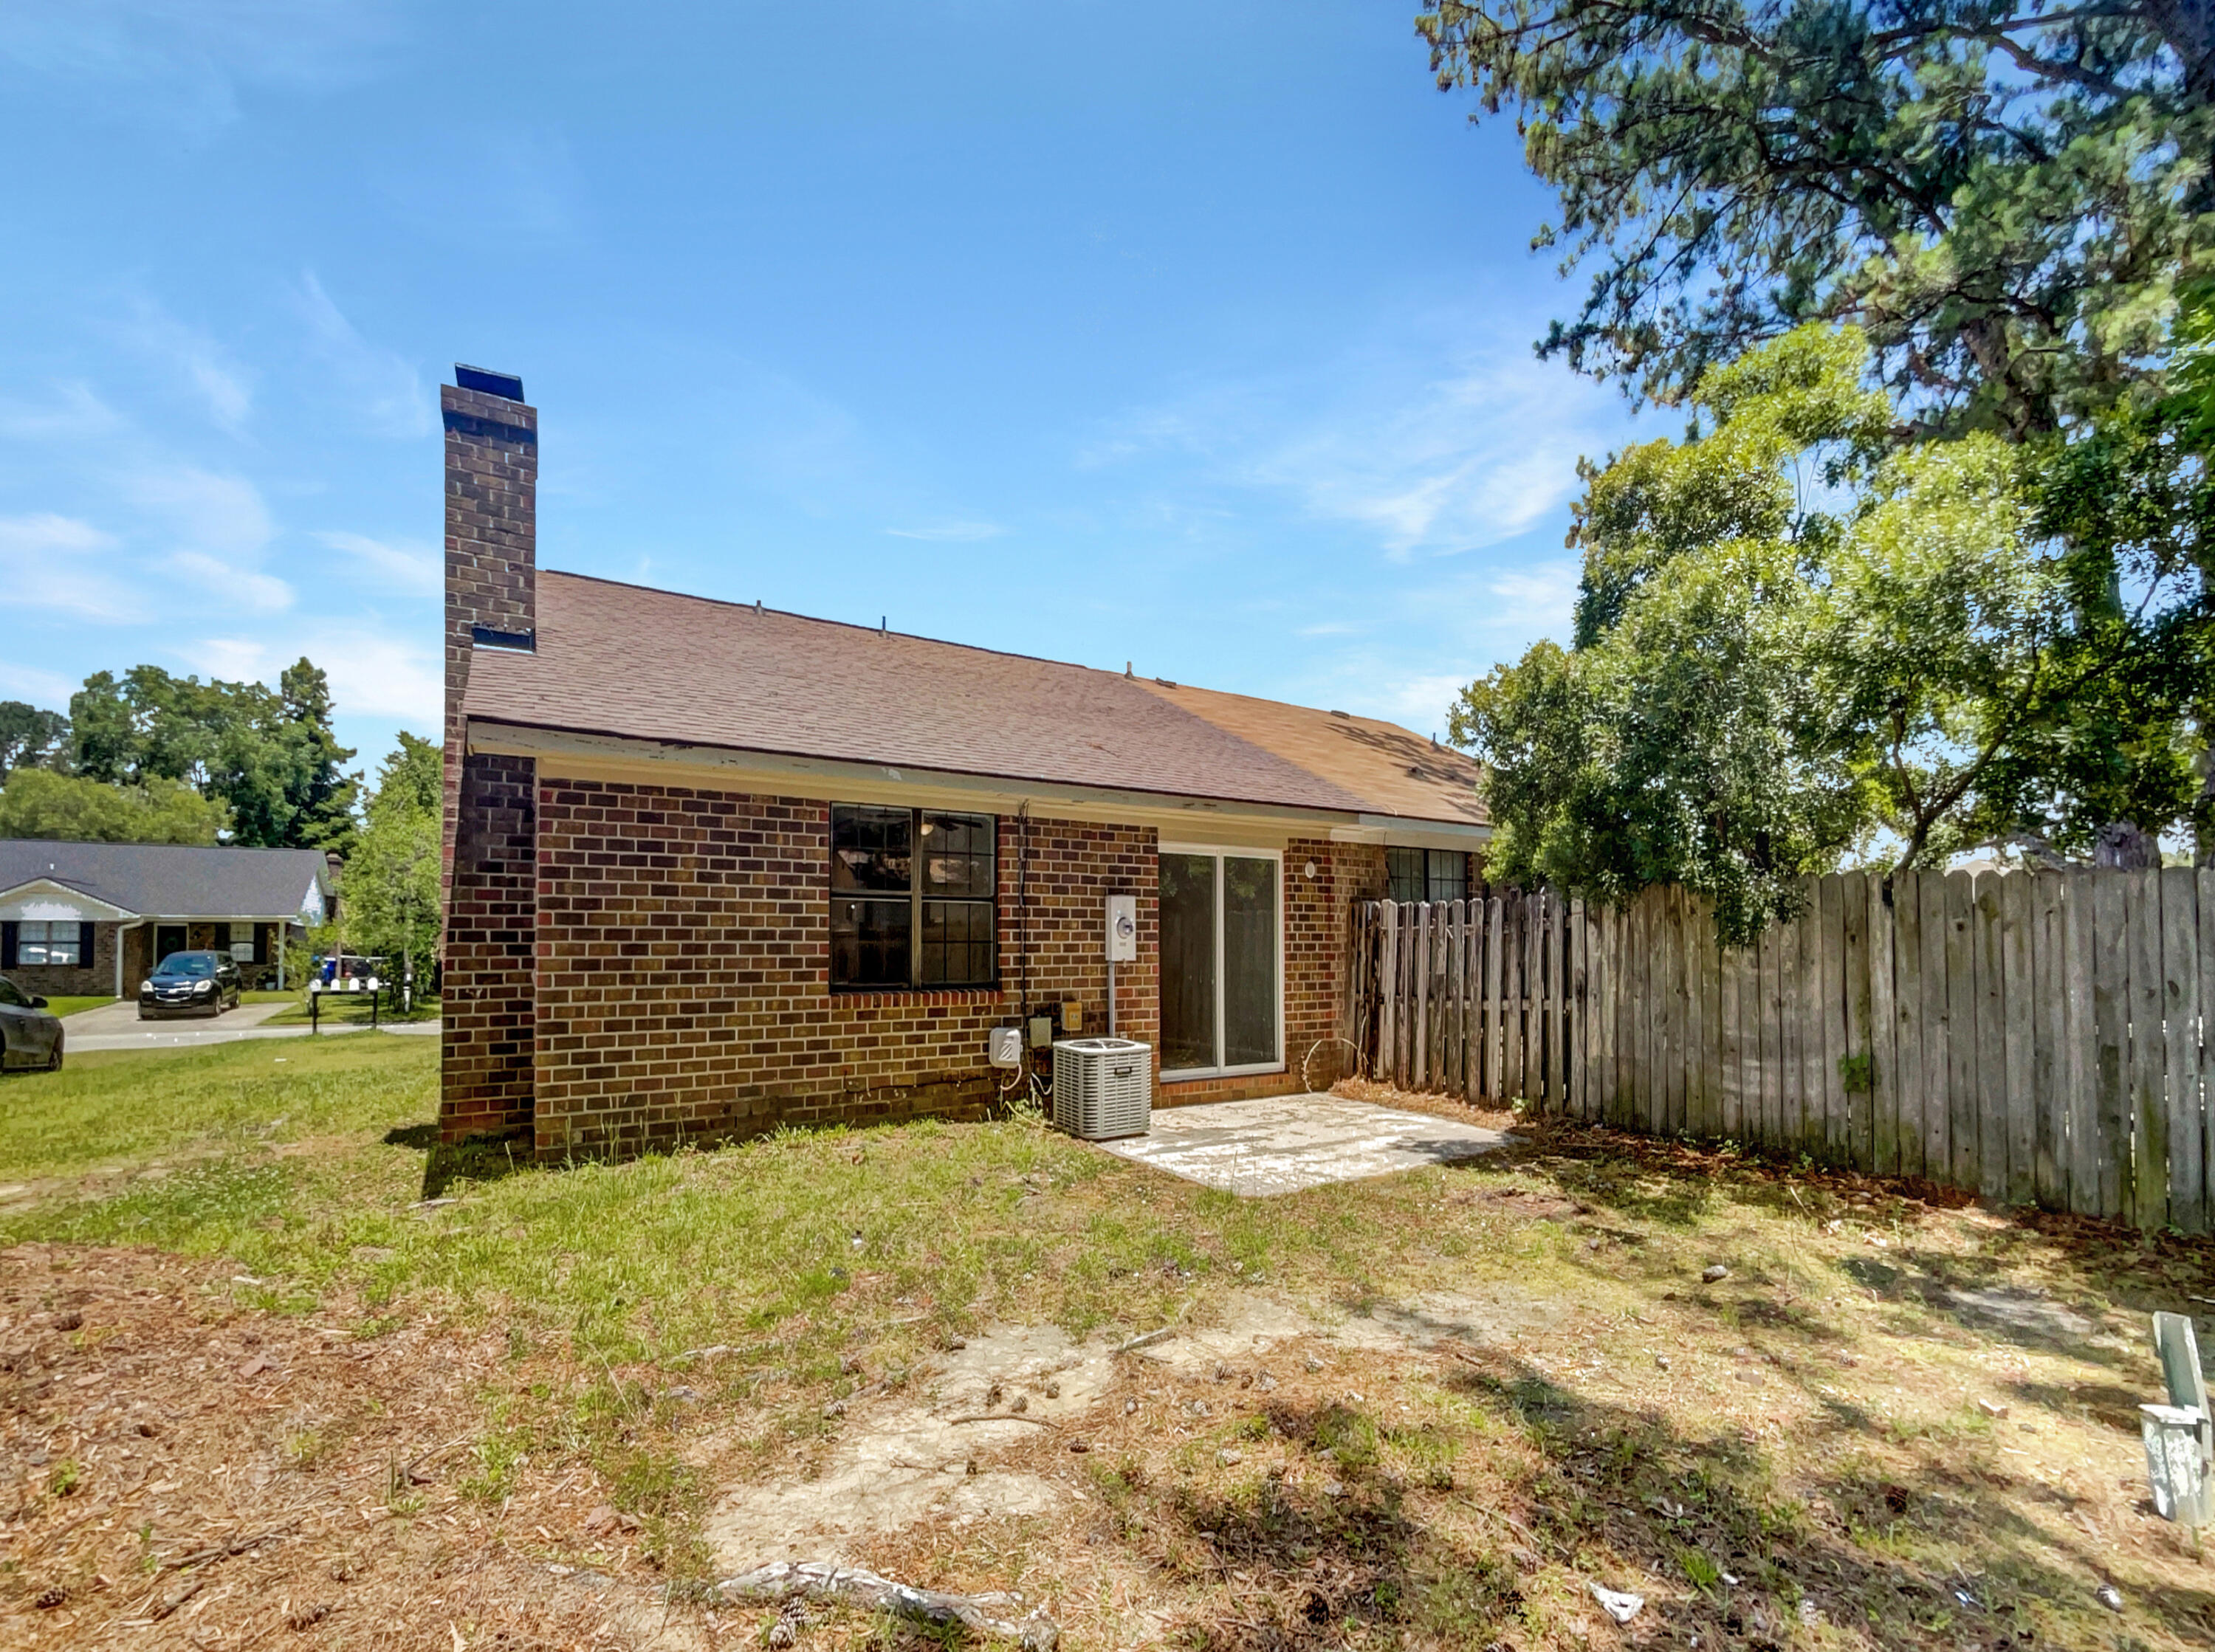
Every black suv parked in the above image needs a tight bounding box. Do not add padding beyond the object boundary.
[138,951,242,1019]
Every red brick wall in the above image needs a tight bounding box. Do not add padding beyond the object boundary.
[443,769,1389,1154]
[4,922,117,1000]
[1000,813,1157,1045]
[526,782,1169,1156]
[440,382,538,929]
[440,753,538,1141]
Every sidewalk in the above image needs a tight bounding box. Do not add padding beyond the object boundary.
[63,998,440,1053]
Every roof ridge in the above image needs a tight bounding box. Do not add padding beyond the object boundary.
[1141,675,1437,731]
[0,839,326,855]
[540,568,1147,683]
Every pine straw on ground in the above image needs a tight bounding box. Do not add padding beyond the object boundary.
[1,1245,697,1651]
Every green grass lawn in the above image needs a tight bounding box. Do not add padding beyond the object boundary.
[2,1042,2210,1651]
[41,994,114,1019]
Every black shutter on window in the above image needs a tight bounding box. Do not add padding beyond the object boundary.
[0,922,16,970]
[213,922,230,951]
[80,922,95,964]
[254,923,269,965]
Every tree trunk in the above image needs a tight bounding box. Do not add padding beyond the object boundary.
[2093,819,2163,870]
[2143,0,2215,109]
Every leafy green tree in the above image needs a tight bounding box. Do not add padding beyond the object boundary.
[367,729,441,816]
[338,734,442,996]
[1418,0,2215,436]
[1987,379,2215,864]
[1452,324,2203,937]
[0,702,69,781]
[66,661,357,852]
[0,768,228,846]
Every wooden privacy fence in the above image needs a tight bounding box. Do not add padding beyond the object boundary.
[1347,889,1578,1115]
[1347,868,2215,1233]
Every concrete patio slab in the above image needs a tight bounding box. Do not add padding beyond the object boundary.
[1095,1093,1511,1196]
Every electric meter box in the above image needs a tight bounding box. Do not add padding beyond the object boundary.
[1105,893,1138,963]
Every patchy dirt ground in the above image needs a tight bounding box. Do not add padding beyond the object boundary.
[6,1059,2215,1651]
[0,1245,683,1650]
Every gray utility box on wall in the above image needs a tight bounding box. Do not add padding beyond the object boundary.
[1051,1037,1152,1140]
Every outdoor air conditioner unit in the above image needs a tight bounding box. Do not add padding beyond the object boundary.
[1051,1037,1152,1140]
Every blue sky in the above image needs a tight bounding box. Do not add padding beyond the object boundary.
[0,1,1642,780]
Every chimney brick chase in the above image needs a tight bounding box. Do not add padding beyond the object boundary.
[442,366,538,1145]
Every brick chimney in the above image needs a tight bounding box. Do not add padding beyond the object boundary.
[442,365,537,761]
[439,365,540,1147]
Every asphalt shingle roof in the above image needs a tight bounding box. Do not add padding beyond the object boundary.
[0,840,329,919]
[462,571,1488,827]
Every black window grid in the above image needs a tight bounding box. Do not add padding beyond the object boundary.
[831,805,997,990]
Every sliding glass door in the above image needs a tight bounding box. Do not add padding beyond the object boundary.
[1158,847,1280,1078]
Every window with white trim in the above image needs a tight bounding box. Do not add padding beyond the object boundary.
[1158,846,1280,1077]
[18,920,83,966]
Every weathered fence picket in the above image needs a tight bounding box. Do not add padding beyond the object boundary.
[1346,867,2215,1234]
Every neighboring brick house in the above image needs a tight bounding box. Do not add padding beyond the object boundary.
[439,366,1490,1158]
[0,839,332,999]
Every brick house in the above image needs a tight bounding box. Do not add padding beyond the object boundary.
[439,366,1489,1158]
[0,839,332,999]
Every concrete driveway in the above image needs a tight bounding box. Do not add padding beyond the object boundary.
[61,999,439,1053]
[1096,1093,1510,1196]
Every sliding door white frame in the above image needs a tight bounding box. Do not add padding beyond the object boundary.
[1158,842,1284,1081]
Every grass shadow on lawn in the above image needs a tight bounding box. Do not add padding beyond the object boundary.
[1420,1345,2213,1652]
[402,1126,534,1200]
[1088,1327,2215,1652]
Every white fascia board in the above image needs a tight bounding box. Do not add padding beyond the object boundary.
[1328,819,1493,852]
[0,878,137,923]
[131,914,304,924]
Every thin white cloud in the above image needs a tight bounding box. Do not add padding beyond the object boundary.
[316,631,441,724]
[0,661,78,708]
[0,381,121,440]
[118,297,253,431]
[295,272,430,439]
[0,512,143,621]
[885,521,1005,542]
[0,1,398,128]
[169,550,292,613]
[183,636,274,681]
[1373,672,1470,734]
[1480,558,1582,636]
[185,625,439,725]
[1296,621,1360,637]
[1091,313,1625,561]
[128,464,275,557]
[317,529,440,596]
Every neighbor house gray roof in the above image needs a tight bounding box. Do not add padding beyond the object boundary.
[463,572,1490,828]
[0,840,330,920]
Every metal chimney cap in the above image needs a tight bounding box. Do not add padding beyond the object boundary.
[454,365,525,402]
